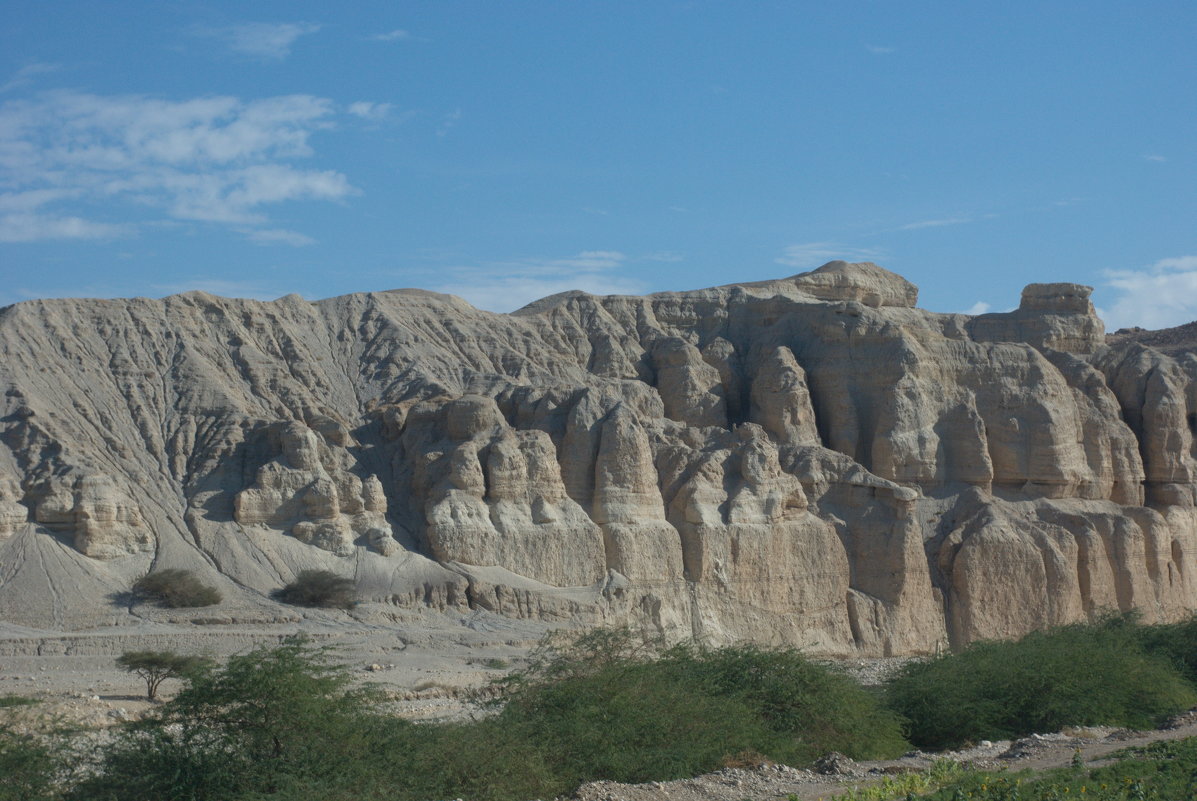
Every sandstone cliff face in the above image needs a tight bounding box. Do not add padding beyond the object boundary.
[1,262,1196,653]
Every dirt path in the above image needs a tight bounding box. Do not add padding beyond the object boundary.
[572,716,1197,801]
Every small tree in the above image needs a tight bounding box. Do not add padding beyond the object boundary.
[116,651,211,700]
[271,569,355,609]
[132,569,221,608]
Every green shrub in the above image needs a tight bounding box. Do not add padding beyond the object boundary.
[132,569,221,608]
[488,629,908,793]
[0,725,59,801]
[272,569,355,609]
[72,637,405,801]
[1135,614,1197,685]
[885,619,1197,750]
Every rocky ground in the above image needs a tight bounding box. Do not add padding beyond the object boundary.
[0,608,560,730]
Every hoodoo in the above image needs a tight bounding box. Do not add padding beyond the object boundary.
[2,262,1196,654]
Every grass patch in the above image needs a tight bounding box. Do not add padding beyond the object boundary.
[883,617,1197,751]
[918,736,1197,800]
[132,569,221,608]
[0,695,38,709]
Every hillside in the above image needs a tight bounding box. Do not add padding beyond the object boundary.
[2,261,1196,655]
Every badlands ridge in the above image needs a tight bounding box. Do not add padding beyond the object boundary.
[1,261,1195,656]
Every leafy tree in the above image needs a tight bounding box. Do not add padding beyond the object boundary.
[75,637,403,801]
[116,651,211,700]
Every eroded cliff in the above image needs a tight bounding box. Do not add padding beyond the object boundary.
[2,261,1195,654]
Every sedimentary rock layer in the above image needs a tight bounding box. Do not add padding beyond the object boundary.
[2,261,1196,654]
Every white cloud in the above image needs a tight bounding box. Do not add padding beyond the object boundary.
[865,44,896,54]
[348,101,392,120]
[208,22,321,61]
[0,63,59,94]
[1103,256,1197,330]
[644,251,684,263]
[1143,154,1167,162]
[898,216,974,231]
[0,90,358,241]
[243,228,315,247]
[370,29,410,42]
[963,301,991,316]
[431,250,646,312]
[775,242,884,270]
[0,212,127,242]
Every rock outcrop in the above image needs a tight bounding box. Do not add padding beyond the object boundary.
[2,262,1197,654]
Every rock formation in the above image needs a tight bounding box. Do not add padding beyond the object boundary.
[1,262,1196,654]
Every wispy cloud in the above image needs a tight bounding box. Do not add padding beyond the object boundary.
[430,250,648,312]
[370,29,410,42]
[0,90,359,241]
[1103,256,1197,330]
[0,213,128,243]
[865,44,896,54]
[204,22,321,61]
[775,242,885,270]
[243,228,315,247]
[0,63,59,94]
[898,216,976,231]
[1143,154,1167,163]
[644,251,684,263]
[347,101,392,120]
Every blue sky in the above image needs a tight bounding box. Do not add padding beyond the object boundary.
[1,1,1194,330]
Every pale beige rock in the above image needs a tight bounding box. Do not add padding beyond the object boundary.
[33,473,150,559]
[0,475,26,539]
[3,262,1197,654]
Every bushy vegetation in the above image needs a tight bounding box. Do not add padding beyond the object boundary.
[1135,614,1197,685]
[0,725,60,801]
[271,569,355,609]
[73,637,406,801]
[474,629,907,794]
[15,617,1197,800]
[38,631,906,801]
[885,617,1197,750]
[132,569,221,608]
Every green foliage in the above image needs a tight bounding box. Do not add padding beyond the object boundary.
[919,736,1197,800]
[0,725,59,801]
[1134,613,1197,685]
[132,569,221,608]
[72,637,407,801]
[487,629,908,794]
[835,759,964,801]
[271,569,355,609]
[0,695,38,708]
[884,618,1197,750]
[115,651,211,700]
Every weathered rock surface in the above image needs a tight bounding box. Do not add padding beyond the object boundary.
[2,262,1196,653]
